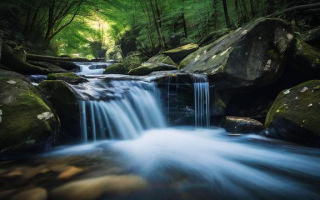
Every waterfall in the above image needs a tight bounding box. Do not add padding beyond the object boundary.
[192,74,210,127]
[75,62,115,75]
[78,80,166,141]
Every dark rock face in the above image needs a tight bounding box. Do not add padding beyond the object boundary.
[0,70,58,159]
[163,43,199,63]
[220,116,264,133]
[182,18,294,89]
[39,80,80,143]
[265,80,320,146]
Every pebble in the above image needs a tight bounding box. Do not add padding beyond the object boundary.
[58,166,83,180]
[51,175,149,200]
[10,188,47,200]
[300,87,308,93]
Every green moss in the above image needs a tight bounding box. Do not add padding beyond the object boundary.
[164,43,199,53]
[47,72,86,84]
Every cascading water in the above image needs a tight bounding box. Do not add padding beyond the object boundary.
[75,61,116,75]
[74,79,166,141]
[192,74,210,127]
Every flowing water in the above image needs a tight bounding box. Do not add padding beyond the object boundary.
[52,73,320,199]
[75,61,116,75]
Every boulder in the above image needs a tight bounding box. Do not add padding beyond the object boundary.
[47,72,87,84]
[39,80,80,143]
[106,45,123,60]
[292,39,320,77]
[128,54,178,75]
[27,61,66,73]
[104,52,147,75]
[163,43,199,63]
[265,80,320,145]
[220,116,264,133]
[182,18,295,89]
[0,70,58,158]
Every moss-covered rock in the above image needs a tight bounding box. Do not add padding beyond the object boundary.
[0,70,58,158]
[47,72,87,84]
[163,43,199,63]
[104,52,148,74]
[265,80,320,145]
[103,63,127,74]
[182,18,294,89]
[292,39,320,77]
[128,54,178,75]
[220,116,264,133]
[39,80,80,143]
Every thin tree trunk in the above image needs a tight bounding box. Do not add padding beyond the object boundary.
[221,0,231,27]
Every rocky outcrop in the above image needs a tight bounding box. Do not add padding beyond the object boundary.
[0,70,58,158]
[39,80,80,143]
[182,18,295,89]
[220,116,264,133]
[163,43,199,63]
[128,54,178,75]
[265,80,320,145]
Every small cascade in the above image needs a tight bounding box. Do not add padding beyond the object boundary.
[75,61,116,75]
[192,74,210,127]
[77,80,166,141]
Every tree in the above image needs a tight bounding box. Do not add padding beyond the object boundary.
[221,0,231,27]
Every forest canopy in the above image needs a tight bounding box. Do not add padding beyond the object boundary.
[0,0,319,58]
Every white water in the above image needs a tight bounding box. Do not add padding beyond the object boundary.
[51,128,320,199]
[78,80,166,141]
[192,74,210,127]
[75,62,115,75]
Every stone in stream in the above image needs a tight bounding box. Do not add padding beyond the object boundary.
[0,69,58,159]
[47,72,88,84]
[265,80,320,145]
[39,80,80,143]
[51,175,149,200]
[128,54,178,75]
[104,51,147,75]
[220,116,264,133]
[181,18,295,89]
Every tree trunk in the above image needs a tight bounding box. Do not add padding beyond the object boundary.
[181,12,188,38]
[221,0,231,27]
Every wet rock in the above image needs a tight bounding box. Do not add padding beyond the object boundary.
[51,175,149,200]
[182,18,294,89]
[0,70,58,159]
[265,80,320,145]
[27,61,66,73]
[47,72,88,84]
[103,63,127,74]
[39,80,80,143]
[220,116,264,133]
[10,187,47,200]
[163,43,199,63]
[128,54,178,75]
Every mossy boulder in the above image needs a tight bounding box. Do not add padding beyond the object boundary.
[128,54,178,75]
[163,43,199,63]
[265,80,320,145]
[39,80,80,143]
[0,70,58,158]
[104,52,147,74]
[292,39,320,77]
[47,72,87,84]
[182,18,295,89]
[220,116,264,133]
[104,63,127,74]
